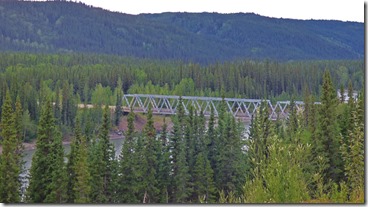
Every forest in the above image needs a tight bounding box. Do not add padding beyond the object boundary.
[0,1,364,63]
[0,53,364,203]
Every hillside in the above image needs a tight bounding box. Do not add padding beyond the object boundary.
[0,1,363,63]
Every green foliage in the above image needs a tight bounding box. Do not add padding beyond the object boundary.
[0,91,22,203]
[73,134,91,203]
[192,152,216,203]
[88,106,116,203]
[316,70,343,184]
[244,136,310,203]
[141,105,159,203]
[66,116,82,202]
[114,77,123,126]
[340,96,364,202]
[116,110,140,203]
[26,98,67,203]
[0,1,363,62]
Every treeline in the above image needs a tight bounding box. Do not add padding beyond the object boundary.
[0,70,364,203]
[0,53,363,141]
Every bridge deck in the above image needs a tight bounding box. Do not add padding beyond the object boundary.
[121,94,320,119]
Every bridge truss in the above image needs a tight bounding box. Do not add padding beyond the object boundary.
[122,94,320,120]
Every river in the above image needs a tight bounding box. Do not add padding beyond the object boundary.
[20,122,250,195]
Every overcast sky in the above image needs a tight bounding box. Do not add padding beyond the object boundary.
[75,0,363,22]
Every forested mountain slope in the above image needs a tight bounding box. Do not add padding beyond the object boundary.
[0,1,363,63]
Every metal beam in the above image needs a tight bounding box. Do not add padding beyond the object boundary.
[122,94,321,119]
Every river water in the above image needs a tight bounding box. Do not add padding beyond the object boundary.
[22,137,125,173]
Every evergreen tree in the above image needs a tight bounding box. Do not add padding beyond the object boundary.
[0,91,21,203]
[66,116,82,202]
[247,100,273,179]
[89,105,116,203]
[169,96,190,202]
[74,134,92,203]
[316,70,343,185]
[303,86,312,128]
[341,89,364,202]
[207,105,217,173]
[44,128,68,203]
[216,114,246,195]
[116,109,139,203]
[54,84,61,125]
[142,104,159,203]
[192,152,216,203]
[88,135,105,203]
[287,96,298,139]
[339,84,345,103]
[27,98,66,203]
[156,117,170,203]
[115,77,123,126]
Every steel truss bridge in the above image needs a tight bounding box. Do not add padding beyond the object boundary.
[122,94,320,120]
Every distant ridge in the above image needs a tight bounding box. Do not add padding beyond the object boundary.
[0,1,363,63]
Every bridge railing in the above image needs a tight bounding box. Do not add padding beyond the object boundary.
[122,94,320,120]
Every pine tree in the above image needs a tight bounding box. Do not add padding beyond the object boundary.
[247,100,273,179]
[115,77,123,126]
[44,129,68,203]
[184,105,195,200]
[216,114,246,195]
[27,98,67,203]
[339,84,345,103]
[169,96,190,203]
[142,104,159,203]
[116,109,139,203]
[0,91,21,203]
[66,116,83,202]
[192,152,216,203]
[207,105,217,173]
[156,117,170,203]
[54,84,61,125]
[74,134,92,203]
[341,89,364,202]
[316,70,343,185]
[89,105,116,203]
[303,86,312,128]
[287,96,298,139]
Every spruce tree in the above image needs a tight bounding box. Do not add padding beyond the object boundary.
[247,100,273,179]
[66,116,82,202]
[287,97,298,139]
[316,70,343,185]
[54,84,61,125]
[89,105,116,203]
[339,84,345,103]
[207,105,217,173]
[74,134,92,203]
[0,91,21,203]
[117,109,139,203]
[115,77,123,126]
[142,104,159,203]
[341,89,364,202]
[27,98,66,203]
[156,117,170,203]
[169,96,190,203]
[192,152,216,203]
[44,128,68,203]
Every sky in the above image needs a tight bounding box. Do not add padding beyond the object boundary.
[75,0,364,22]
